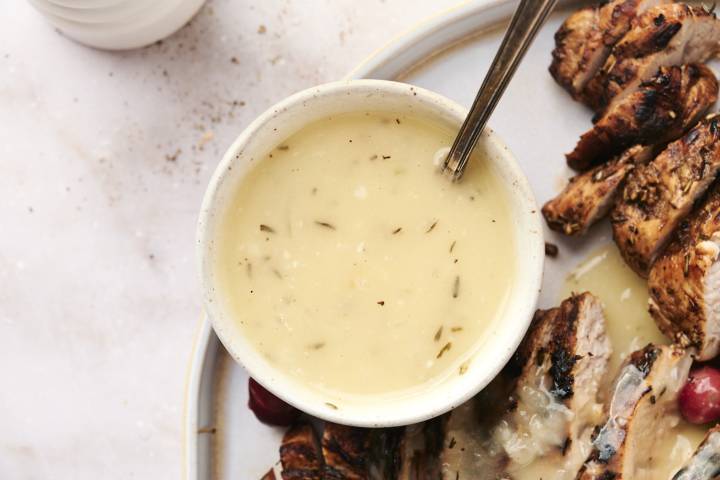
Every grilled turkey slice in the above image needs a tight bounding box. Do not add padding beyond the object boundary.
[575,344,692,480]
[321,424,405,480]
[494,293,611,474]
[649,183,720,361]
[280,423,324,480]
[544,145,652,236]
[550,0,669,100]
[397,418,444,480]
[612,114,720,277]
[567,64,718,170]
[367,428,404,480]
[322,424,371,479]
[585,3,720,115]
[672,425,720,480]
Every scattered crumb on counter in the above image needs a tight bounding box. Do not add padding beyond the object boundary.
[165,149,181,162]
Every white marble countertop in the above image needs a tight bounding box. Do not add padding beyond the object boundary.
[0,0,463,477]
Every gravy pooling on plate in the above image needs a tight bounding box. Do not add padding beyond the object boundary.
[488,247,706,480]
[214,112,516,398]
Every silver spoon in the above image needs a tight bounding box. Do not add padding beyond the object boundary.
[440,0,558,181]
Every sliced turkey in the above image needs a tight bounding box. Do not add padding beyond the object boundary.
[493,293,611,474]
[544,145,652,236]
[550,0,670,101]
[649,182,720,361]
[586,3,720,115]
[672,424,720,480]
[567,64,718,171]
[612,114,720,277]
[575,344,692,480]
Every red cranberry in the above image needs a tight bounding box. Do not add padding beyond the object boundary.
[248,378,300,426]
[679,366,720,424]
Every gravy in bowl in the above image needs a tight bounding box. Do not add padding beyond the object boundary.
[214,111,517,398]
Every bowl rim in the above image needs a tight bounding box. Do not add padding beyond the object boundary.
[196,78,544,427]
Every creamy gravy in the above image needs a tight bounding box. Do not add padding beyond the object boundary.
[215,112,516,399]
[510,246,705,479]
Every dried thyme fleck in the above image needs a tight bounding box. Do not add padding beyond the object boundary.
[437,342,452,359]
[395,118,401,124]
[382,155,391,160]
[449,240,456,253]
[434,326,443,342]
[426,220,438,233]
[309,342,325,350]
[325,402,339,410]
[246,261,253,278]
[314,221,336,230]
[272,268,283,279]
[277,145,290,151]
[259,224,275,233]
[377,300,385,306]
[452,276,460,298]
[451,326,463,332]
[459,362,469,375]
[392,227,402,235]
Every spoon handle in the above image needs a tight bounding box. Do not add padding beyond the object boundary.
[441,0,558,181]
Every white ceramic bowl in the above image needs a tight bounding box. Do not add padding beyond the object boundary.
[29,0,151,24]
[197,79,544,427]
[29,0,205,50]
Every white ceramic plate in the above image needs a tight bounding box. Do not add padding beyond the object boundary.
[182,0,626,478]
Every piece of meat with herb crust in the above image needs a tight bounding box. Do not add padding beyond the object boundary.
[649,183,720,361]
[584,3,720,115]
[544,145,652,236]
[550,6,597,97]
[567,64,718,171]
[612,114,720,277]
[321,424,406,480]
[575,343,692,480]
[280,423,324,480]
[492,293,611,473]
[322,424,370,480]
[549,0,670,101]
[672,424,720,480]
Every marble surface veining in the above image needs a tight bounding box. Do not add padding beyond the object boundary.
[0,0,462,478]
